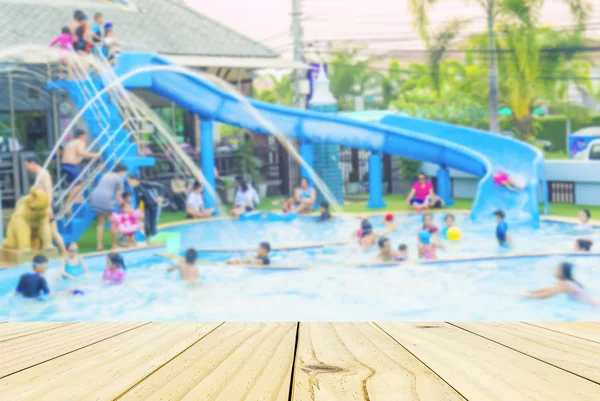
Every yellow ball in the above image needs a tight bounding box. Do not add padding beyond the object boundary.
[447,227,461,241]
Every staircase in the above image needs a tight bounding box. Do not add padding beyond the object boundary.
[47,70,154,244]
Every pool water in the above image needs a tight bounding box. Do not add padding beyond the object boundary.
[0,213,598,322]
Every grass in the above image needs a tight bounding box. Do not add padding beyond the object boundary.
[73,194,591,254]
[543,150,570,160]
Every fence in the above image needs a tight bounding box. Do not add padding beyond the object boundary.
[339,147,393,195]
[547,181,575,204]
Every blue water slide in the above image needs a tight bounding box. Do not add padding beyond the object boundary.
[113,52,543,223]
[380,116,548,223]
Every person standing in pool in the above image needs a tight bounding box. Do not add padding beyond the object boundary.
[406,173,434,210]
[88,164,128,251]
[375,237,394,262]
[441,214,455,240]
[295,178,317,214]
[61,242,88,279]
[575,238,593,252]
[522,262,598,307]
[353,219,378,248]
[417,231,438,260]
[494,209,511,248]
[227,242,271,266]
[576,209,593,233]
[102,252,126,285]
[167,248,199,283]
[15,255,50,299]
[395,244,409,261]
[62,129,100,215]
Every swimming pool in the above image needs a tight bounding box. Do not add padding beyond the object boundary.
[0,213,598,321]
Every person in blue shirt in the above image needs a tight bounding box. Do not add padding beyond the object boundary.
[294,178,316,214]
[91,12,105,55]
[15,255,50,298]
[494,209,511,247]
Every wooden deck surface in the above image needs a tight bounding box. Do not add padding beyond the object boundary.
[0,322,599,400]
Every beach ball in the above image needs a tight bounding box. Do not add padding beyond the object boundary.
[447,227,461,241]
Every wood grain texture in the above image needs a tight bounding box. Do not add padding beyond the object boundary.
[292,322,465,401]
[378,322,600,401]
[120,322,296,401]
[0,322,145,379]
[452,322,600,383]
[0,322,73,342]
[0,322,220,401]
[525,322,600,343]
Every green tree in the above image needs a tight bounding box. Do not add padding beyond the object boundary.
[254,73,294,106]
[409,0,591,133]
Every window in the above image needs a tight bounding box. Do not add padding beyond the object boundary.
[589,144,600,160]
[548,181,575,204]
[27,88,40,100]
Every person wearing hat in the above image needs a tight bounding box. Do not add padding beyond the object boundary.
[103,22,120,64]
[382,213,397,235]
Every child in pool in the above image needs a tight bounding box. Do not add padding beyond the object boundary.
[167,248,199,283]
[575,238,593,252]
[382,214,397,235]
[417,231,438,260]
[375,237,394,262]
[493,170,524,192]
[318,202,332,222]
[227,242,272,266]
[441,214,455,240]
[61,242,88,279]
[15,255,50,299]
[494,209,511,248]
[110,202,143,247]
[395,244,408,261]
[102,252,126,285]
[422,213,439,234]
[522,262,598,306]
[353,219,378,248]
[576,209,593,233]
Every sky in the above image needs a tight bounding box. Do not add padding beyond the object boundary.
[185,0,600,58]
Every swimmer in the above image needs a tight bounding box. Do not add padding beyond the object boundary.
[417,230,438,260]
[575,238,593,252]
[102,252,126,285]
[494,209,511,248]
[441,214,455,240]
[422,213,439,234]
[522,262,598,307]
[318,202,332,222]
[382,214,397,235]
[493,170,524,192]
[227,242,272,266]
[395,243,408,261]
[353,219,378,248]
[167,248,199,283]
[576,209,593,233]
[61,242,88,279]
[375,237,394,262]
[15,255,50,299]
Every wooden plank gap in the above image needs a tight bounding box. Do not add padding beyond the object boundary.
[523,322,600,344]
[0,322,77,343]
[287,322,300,401]
[373,322,469,401]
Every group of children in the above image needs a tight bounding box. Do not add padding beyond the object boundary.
[50,10,121,77]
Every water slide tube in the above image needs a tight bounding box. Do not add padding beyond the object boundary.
[114,52,544,223]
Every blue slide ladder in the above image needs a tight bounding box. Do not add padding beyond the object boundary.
[48,74,154,244]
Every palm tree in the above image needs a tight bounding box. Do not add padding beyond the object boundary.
[408,0,591,133]
[254,73,295,106]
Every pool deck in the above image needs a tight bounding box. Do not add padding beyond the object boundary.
[1,322,600,400]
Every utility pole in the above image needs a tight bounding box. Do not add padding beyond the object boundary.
[285,0,304,193]
[487,0,500,133]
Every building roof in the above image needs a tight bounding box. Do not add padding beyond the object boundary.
[0,0,278,58]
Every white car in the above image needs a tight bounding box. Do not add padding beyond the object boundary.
[576,139,600,160]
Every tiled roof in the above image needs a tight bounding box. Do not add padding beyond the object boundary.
[0,0,278,58]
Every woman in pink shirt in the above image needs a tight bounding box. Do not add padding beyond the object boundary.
[406,173,434,210]
[50,27,74,78]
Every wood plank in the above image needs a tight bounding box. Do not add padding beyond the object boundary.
[452,322,600,384]
[525,322,600,343]
[0,322,146,379]
[378,322,600,401]
[292,322,465,401]
[0,322,74,342]
[120,322,296,401]
[0,322,221,401]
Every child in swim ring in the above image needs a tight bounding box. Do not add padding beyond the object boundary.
[441,214,455,240]
[576,209,593,233]
[110,202,143,247]
[417,231,437,260]
[522,262,598,306]
[102,252,126,285]
[493,170,524,192]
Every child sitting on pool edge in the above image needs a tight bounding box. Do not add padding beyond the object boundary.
[103,252,126,285]
[318,202,331,222]
[494,209,511,248]
[227,242,272,266]
[167,248,199,283]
